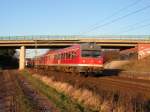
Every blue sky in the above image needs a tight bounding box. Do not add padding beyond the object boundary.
[0,0,150,36]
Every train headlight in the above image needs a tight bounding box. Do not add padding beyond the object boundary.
[82,60,85,63]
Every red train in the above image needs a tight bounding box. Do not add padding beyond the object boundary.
[27,43,103,73]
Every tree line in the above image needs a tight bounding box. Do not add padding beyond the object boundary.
[0,49,18,69]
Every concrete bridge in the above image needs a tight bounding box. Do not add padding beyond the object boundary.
[0,35,150,70]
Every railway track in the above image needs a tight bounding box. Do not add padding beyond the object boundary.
[96,76,150,97]
[119,71,150,80]
[17,73,59,112]
[0,70,59,112]
[0,70,19,112]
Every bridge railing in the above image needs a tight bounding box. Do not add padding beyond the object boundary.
[0,35,150,40]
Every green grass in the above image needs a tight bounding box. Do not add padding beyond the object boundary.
[21,70,97,112]
[16,94,34,112]
[14,75,34,112]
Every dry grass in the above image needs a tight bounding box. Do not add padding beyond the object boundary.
[22,72,93,112]
[27,70,150,112]
[121,56,150,72]
[100,100,113,112]
[33,74,102,111]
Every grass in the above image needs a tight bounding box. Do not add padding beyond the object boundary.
[23,69,150,112]
[13,74,34,112]
[16,93,34,112]
[21,70,96,112]
[121,56,150,72]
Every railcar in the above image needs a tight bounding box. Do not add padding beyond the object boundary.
[29,43,103,73]
[26,58,34,67]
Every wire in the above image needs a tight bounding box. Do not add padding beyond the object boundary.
[115,18,150,34]
[121,23,150,33]
[81,3,150,34]
[81,0,142,33]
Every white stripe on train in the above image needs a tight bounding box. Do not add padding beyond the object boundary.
[36,64,103,67]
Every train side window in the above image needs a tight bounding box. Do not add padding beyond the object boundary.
[92,51,101,57]
[57,54,60,59]
[71,51,75,58]
[54,54,58,60]
[62,53,65,59]
[59,54,61,59]
[82,50,100,57]
[71,52,73,58]
[66,53,71,59]
[70,52,73,59]
[62,53,64,59]
[64,53,67,59]
[82,50,90,57]
[66,53,68,59]
[69,52,71,59]
[54,55,56,60]
[61,54,63,59]
[57,54,59,59]
[64,53,66,59]
[58,54,60,59]
[66,53,69,59]
[73,51,77,58]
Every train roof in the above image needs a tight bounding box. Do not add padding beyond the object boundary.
[44,44,80,55]
[43,43,101,56]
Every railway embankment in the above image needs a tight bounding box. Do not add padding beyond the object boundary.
[20,70,94,112]
[103,56,150,80]
[121,56,150,72]
[27,69,150,112]
[119,56,150,80]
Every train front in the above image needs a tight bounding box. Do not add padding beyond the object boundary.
[78,43,103,73]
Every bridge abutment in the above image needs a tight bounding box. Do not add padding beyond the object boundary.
[138,44,150,59]
[19,46,25,70]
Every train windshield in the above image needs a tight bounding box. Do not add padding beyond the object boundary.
[82,50,101,57]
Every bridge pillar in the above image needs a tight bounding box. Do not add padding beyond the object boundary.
[19,46,26,70]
